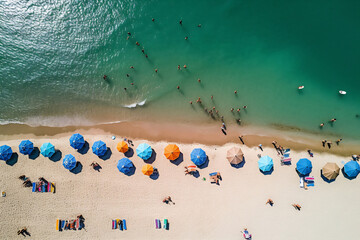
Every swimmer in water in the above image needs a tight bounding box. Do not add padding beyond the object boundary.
[198,78,201,83]
[234,90,237,94]
[320,123,324,127]
[130,66,134,69]
[178,65,181,70]
[179,20,182,25]
[177,86,180,90]
[103,75,107,80]
[155,69,158,73]
[183,64,187,69]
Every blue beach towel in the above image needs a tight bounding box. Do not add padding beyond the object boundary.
[32,182,36,192]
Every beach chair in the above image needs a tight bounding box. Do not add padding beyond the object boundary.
[123,219,127,230]
[164,219,169,230]
[32,182,36,192]
[51,183,55,193]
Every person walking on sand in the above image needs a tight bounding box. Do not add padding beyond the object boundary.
[292,204,301,211]
[322,140,327,147]
[222,122,227,130]
[258,144,263,151]
[336,139,342,145]
[266,199,274,206]
[221,126,227,135]
[327,141,332,149]
[239,135,245,144]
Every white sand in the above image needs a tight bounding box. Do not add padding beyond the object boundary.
[0,134,359,240]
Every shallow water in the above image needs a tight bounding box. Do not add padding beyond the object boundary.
[1,0,360,139]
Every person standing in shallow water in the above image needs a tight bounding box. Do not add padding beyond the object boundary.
[239,135,245,144]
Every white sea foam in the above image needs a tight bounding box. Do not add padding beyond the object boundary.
[0,117,123,128]
[123,99,146,109]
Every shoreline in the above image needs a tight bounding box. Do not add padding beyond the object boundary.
[0,120,358,157]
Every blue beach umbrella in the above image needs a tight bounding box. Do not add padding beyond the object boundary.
[190,148,207,166]
[136,143,153,160]
[40,143,55,158]
[19,140,34,155]
[0,145,13,161]
[343,161,360,178]
[296,158,313,176]
[117,158,134,175]
[258,155,273,172]
[69,133,85,150]
[63,154,77,170]
[92,140,107,156]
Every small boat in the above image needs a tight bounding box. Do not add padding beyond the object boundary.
[298,86,304,90]
[339,90,346,95]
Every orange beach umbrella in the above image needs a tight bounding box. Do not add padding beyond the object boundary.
[142,164,154,176]
[117,141,129,153]
[164,144,180,160]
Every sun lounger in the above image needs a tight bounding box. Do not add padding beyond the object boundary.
[32,182,36,192]
[300,177,304,188]
[164,219,168,230]
[123,219,127,230]
[56,219,60,231]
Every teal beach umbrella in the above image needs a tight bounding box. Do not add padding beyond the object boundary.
[136,143,153,160]
[258,155,273,172]
[40,143,55,158]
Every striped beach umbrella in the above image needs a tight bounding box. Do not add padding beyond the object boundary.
[92,140,107,157]
[136,143,152,160]
[117,158,134,175]
[63,154,77,170]
[40,143,55,158]
[0,145,13,161]
[190,148,207,166]
[19,140,34,155]
[69,133,85,150]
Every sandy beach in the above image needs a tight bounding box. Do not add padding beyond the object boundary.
[1,131,359,240]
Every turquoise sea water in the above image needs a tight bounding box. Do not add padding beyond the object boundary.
[1,0,360,139]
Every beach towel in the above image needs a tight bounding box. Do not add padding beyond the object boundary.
[123,219,127,230]
[47,183,51,192]
[307,183,315,187]
[305,177,314,181]
[155,219,159,229]
[32,182,36,192]
[300,177,304,188]
[284,149,290,153]
[209,172,217,176]
[56,219,60,231]
[60,220,65,230]
[51,183,55,193]
[283,153,290,158]
[76,219,80,229]
[112,220,116,229]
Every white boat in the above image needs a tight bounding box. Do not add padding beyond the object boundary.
[339,90,346,95]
